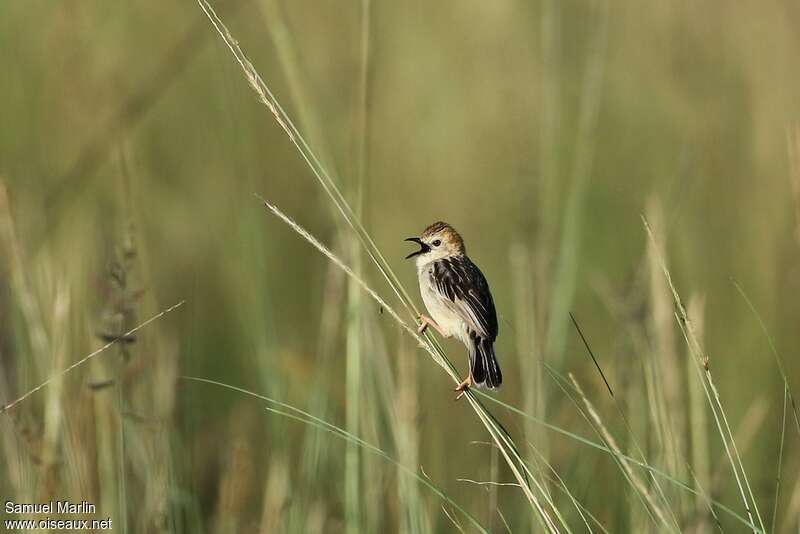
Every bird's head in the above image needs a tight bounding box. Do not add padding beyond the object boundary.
[405,221,465,265]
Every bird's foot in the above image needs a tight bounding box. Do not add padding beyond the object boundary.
[417,314,447,337]
[454,375,473,401]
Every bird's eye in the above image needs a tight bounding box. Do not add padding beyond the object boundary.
[432,239,441,247]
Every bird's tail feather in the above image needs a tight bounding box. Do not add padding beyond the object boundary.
[470,338,502,389]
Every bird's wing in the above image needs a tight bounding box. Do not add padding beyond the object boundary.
[432,257,498,340]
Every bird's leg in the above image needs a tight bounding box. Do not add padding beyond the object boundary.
[417,314,447,337]
[454,374,473,400]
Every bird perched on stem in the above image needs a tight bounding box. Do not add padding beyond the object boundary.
[405,221,501,398]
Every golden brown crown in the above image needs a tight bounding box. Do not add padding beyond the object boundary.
[421,221,465,254]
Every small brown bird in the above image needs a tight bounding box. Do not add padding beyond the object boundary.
[405,221,501,396]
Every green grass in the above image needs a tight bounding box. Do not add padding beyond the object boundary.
[2,0,800,532]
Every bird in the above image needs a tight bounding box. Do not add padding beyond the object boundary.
[405,221,501,397]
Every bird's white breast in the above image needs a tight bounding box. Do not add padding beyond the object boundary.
[418,264,466,339]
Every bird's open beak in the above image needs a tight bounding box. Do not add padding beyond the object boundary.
[404,237,429,259]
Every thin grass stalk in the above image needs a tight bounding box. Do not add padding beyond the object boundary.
[440,505,466,533]
[498,510,513,534]
[518,447,569,530]
[358,316,395,534]
[704,369,766,531]
[260,454,290,534]
[0,181,51,404]
[643,216,765,533]
[682,312,761,532]
[394,338,427,534]
[344,236,363,534]
[61,389,97,511]
[686,295,711,532]
[684,467,724,532]
[529,447,605,534]
[641,349,669,458]
[771,385,789,532]
[361,313,404,533]
[645,200,686,498]
[626,347,649,533]
[115,344,128,534]
[345,1,371,529]
[110,207,135,534]
[704,390,768,510]
[731,280,800,434]
[788,126,800,246]
[538,0,561,254]
[296,253,345,531]
[0,362,27,499]
[488,442,498,531]
[565,373,676,532]
[534,21,560,525]
[227,200,283,395]
[40,277,70,503]
[354,0,371,191]
[214,423,255,533]
[510,244,551,526]
[511,244,548,463]
[95,369,118,526]
[780,472,800,534]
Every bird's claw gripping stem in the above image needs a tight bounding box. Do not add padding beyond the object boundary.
[417,314,446,337]
[454,375,473,401]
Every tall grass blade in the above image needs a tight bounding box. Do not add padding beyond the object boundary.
[686,295,712,531]
[643,216,765,533]
[344,1,371,530]
[731,279,800,434]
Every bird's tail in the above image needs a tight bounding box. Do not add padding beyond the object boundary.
[470,337,502,389]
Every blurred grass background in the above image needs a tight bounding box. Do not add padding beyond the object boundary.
[1,0,800,532]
